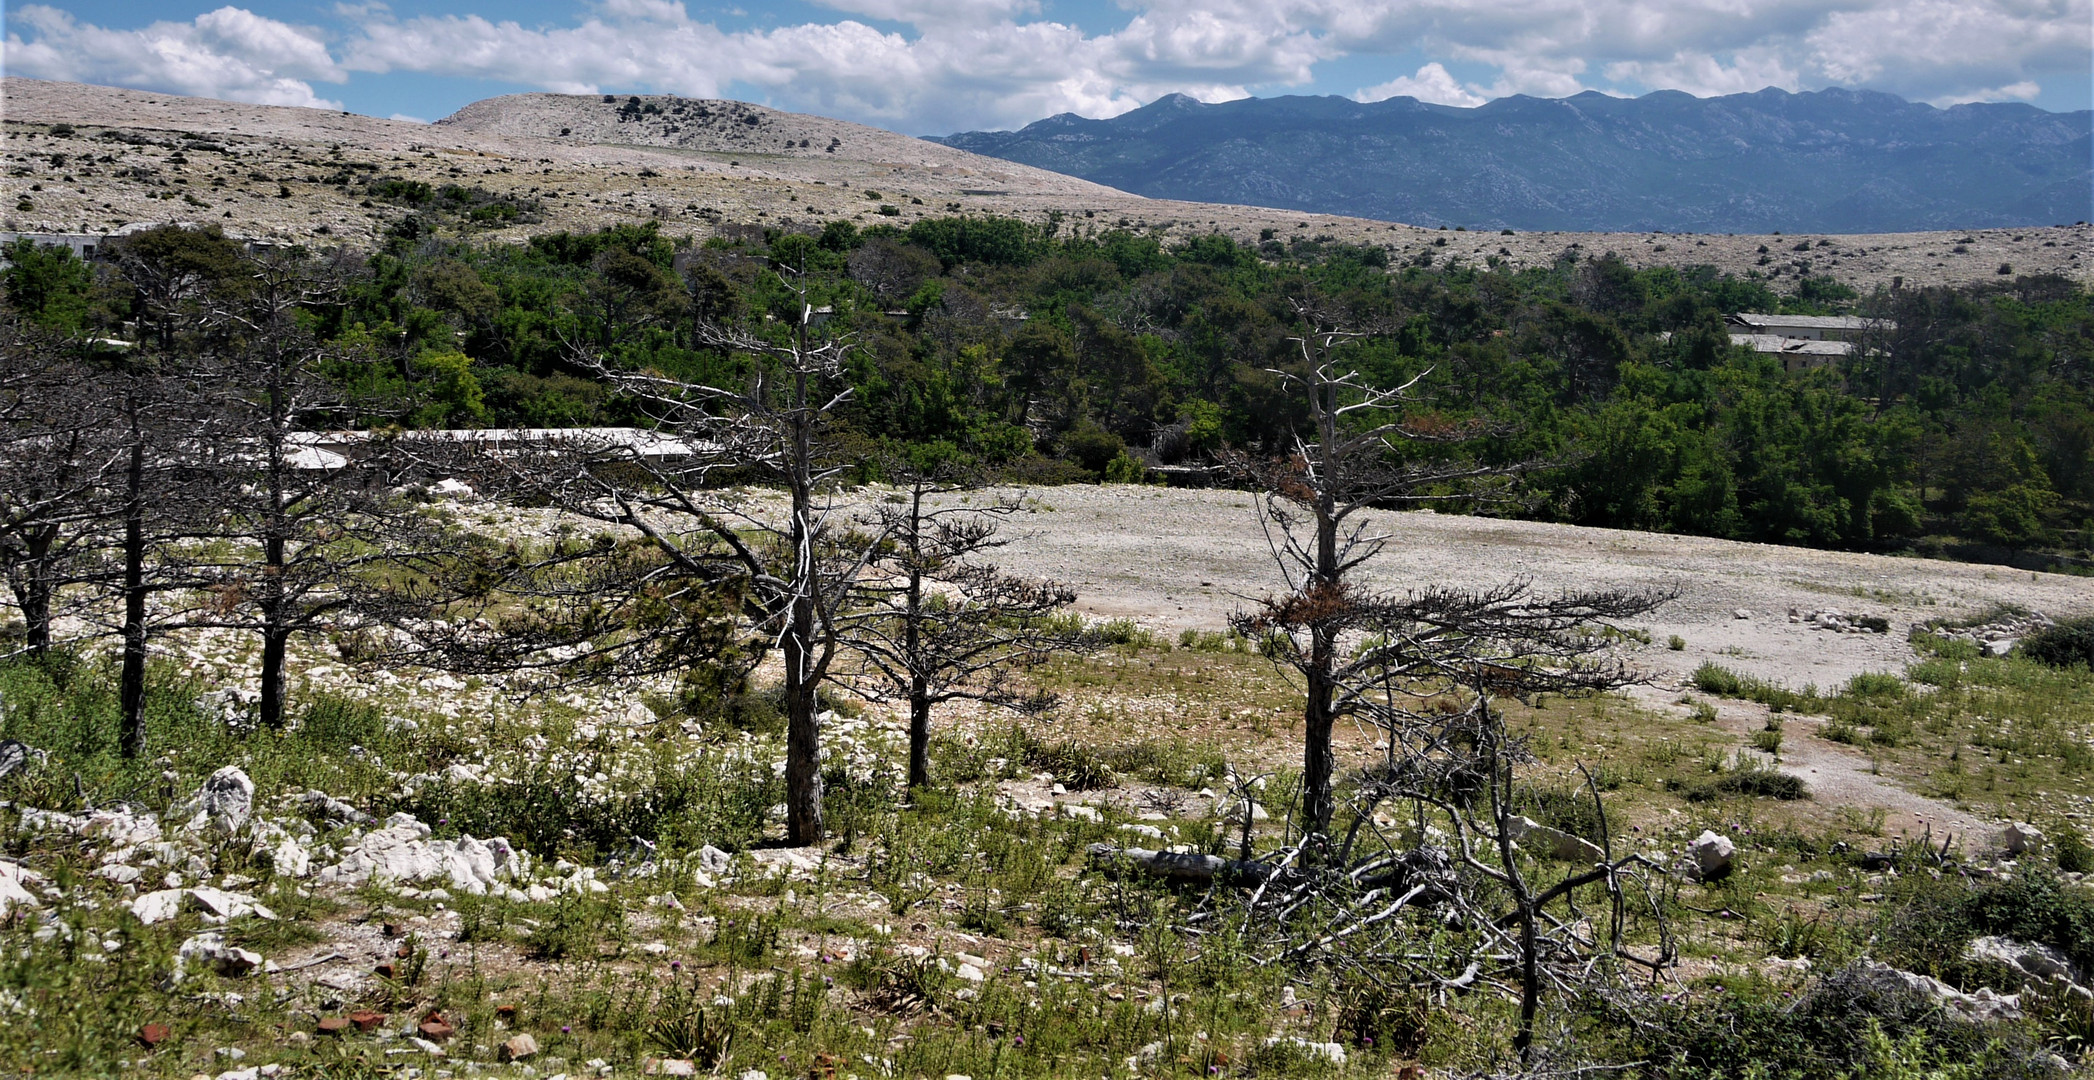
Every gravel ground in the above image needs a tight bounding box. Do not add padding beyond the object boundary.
[990,484,2093,691]
[976,484,2094,839]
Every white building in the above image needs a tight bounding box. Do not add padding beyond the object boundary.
[1724,313,1894,371]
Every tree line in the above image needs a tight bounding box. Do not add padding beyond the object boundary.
[10,220,2092,557]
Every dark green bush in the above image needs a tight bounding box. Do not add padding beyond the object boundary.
[1632,963,2060,1079]
[2022,617,2094,669]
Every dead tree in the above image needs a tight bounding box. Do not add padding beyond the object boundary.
[1220,580,1675,1066]
[175,250,418,730]
[414,278,878,845]
[0,322,123,656]
[101,347,224,757]
[1227,302,1529,843]
[847,460,1088,789]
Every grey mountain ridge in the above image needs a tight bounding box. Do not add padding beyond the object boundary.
[929,87,2094,233]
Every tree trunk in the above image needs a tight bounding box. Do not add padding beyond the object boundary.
[1300,411,1342,841]
[908,681,932,790]
[18,525,55,654]
[258,438,290,729]
[904,502,931,789]
[258,624,289,731]
[1516,897,1541,1063]
[119,435,148,759]
[783,591,825,844]
[1301,640,1337,840]
[781,450,824,845]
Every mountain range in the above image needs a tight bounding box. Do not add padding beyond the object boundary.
[931,88,2094,234]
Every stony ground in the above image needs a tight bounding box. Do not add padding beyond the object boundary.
[5,78,2089,291]
[4,483,2092,1079]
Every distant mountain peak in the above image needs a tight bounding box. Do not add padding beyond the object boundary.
[930,88,2091,232]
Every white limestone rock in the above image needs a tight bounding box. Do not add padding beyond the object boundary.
[314,815,526,895]
[1688,830,1737,880]
[176,932,263,978]
[1508,815,1606,863]
[1852,960,2022,1022]
[181,767,255,835]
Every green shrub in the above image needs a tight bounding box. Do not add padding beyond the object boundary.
[1692,661,1743,696]
[2022,617,2094,669]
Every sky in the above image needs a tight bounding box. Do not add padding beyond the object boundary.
[4,0,2090,135]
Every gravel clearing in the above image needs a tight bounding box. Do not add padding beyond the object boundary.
[993,485,2093,691]
[979,484,2094,839]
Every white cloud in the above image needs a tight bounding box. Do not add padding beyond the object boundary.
[1603,49,1802,98]
[2,0,2085,133]
[1932,81,2044,106]
[3,4,345,109]
[1355,63,1486,106]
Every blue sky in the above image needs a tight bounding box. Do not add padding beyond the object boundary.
[6,0,2089,135]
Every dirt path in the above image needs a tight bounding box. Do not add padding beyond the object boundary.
[1622,683,1985,841]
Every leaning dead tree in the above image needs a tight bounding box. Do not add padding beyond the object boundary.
[1226,302,1530,843]
[847,457,1090,789]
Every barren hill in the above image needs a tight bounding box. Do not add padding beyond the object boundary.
[3,78,2088,289]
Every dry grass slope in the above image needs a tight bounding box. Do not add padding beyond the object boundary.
[5,77,2089,289]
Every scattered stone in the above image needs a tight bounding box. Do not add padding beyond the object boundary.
[2001,822,2045,856]
[1507,816,1605,863]
[429,477,476,500]
[418,1013,456,1041]
[646,1059,698,1076]
[349,1010,386,1032]
[1058,803,1102,823]
[955,962,986,982]
[1967,936,2079,984]
[131,887,275,926]
[498,1033,539,1062]
[139,1023,172,1047]
[297,791,372,828]
[185,767,255,835]
[1734,608,1752,619]
[314,814,526,895]
[317,1018,350,1037]
[1688,831,1736,880]
[1263,1036,1347,1067]
[1851,960,2022,1022]
[495,1004,519,1021]
[0,739,32,780]
[1797,608,1890,634]
[409,1036,445,1056]
[0,859,44,918]
[175,933,263,978]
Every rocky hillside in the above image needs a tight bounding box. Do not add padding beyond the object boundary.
[3,78,2089,290]
[934,88,2094,234]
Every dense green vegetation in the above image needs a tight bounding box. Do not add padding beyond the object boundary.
[10,219,2093,561]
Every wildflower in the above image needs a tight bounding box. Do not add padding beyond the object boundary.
[562,1025,572,1033]
[1013,1035,1024,1047]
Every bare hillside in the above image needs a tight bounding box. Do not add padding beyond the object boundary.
[4,77,2088,289]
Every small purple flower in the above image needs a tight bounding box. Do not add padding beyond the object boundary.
[1012,1035,1024,1047]
[561,1025,572,1033]
[671,960,682,971]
